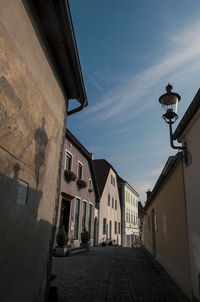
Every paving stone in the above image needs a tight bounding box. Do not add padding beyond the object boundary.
[51,247,189,302]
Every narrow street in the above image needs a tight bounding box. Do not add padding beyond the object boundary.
[51,247,189,302]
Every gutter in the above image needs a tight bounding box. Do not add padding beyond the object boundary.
[56,0,88,115]
[67,98,88,116]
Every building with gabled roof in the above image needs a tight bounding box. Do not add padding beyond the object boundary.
[93,159,121,245]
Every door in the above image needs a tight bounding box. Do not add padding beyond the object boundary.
[60,199,71,235]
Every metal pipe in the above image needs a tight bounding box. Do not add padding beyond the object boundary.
[67,100,87,116]
[169,122,185,150]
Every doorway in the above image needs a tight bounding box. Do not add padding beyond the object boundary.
[60,199,71,235]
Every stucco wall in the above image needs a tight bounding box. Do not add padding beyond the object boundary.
[123,185,139,247]
[0,1,66,301]
[144,161,192,299]
[99,168,121,245]
[56,137,97,246]
[181,108,200,301]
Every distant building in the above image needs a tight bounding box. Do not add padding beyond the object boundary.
[0,1,87,301]
[55,129,100,247]
[174,89,200,302]
[143,154,191,300]
[94,159,121,245]
[117,176,139,247]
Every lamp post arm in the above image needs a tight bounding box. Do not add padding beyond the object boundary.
[169,122,185,150]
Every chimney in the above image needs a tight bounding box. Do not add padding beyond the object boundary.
[146,189,151,200]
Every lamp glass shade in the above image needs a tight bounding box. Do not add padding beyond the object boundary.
[159,92,180,116]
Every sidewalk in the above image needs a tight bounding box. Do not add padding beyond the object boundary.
[51,246,189,302]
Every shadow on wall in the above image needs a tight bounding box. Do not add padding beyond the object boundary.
[34,117,48,189]
[0,164,52,302]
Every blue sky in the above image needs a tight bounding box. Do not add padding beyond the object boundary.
[68,0,200,203]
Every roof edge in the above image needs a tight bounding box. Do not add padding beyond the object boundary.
[144,152,183,212]
[174,89,200,140]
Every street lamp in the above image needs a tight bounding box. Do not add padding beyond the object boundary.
[158,84,187,162]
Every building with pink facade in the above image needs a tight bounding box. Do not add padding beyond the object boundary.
[55,129,100,247]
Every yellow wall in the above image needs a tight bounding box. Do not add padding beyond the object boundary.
[0,1,66,301]
[144,160,192,299]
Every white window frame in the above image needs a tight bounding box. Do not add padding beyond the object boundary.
[77,160,83,179]
[65,149,73,170]
[74,196,81,239]
[82,200,87,231]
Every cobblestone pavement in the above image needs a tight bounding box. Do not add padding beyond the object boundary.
[51,246,189,302]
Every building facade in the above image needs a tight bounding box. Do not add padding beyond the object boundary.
[174,89,200,302]
[94,159,121,245]
[118,177,139,247]
[0,1,87,301]
[143,154,192,300]
[55,129,100,247]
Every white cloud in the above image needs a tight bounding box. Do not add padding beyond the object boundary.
[81,19,200,127]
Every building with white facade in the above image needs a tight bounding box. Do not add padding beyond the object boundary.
[117,176,139,247]
[93,159,121,246]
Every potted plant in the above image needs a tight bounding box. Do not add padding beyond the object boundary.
[77,179,87,189]
[81,228,90,249]
[64,170,77,182]
[54,227,69,256]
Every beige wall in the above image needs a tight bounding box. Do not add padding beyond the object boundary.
[0,1,66,301]
[99,168,121,245]
[180,107,200,301]
[144,161,192,299]
[125,186,139,232]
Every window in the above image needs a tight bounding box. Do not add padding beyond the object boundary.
[115,221,117,234]
[111,174,115,186]
[82,201,87,230]
[126,209,128,222]
[78,162,83,179]
[108,194,110,206]
[17,179,29,206]
[131,211,133,223]
[88,204,92,237]
[109,220,112,239]
[112,197,114,208]
[88,178,92,192]
[129,209,130,222]
[74,198,80,239]
[118,222,121,234]
[103,218,107,235]
[66,151,72,170]
[115,199,117,210]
